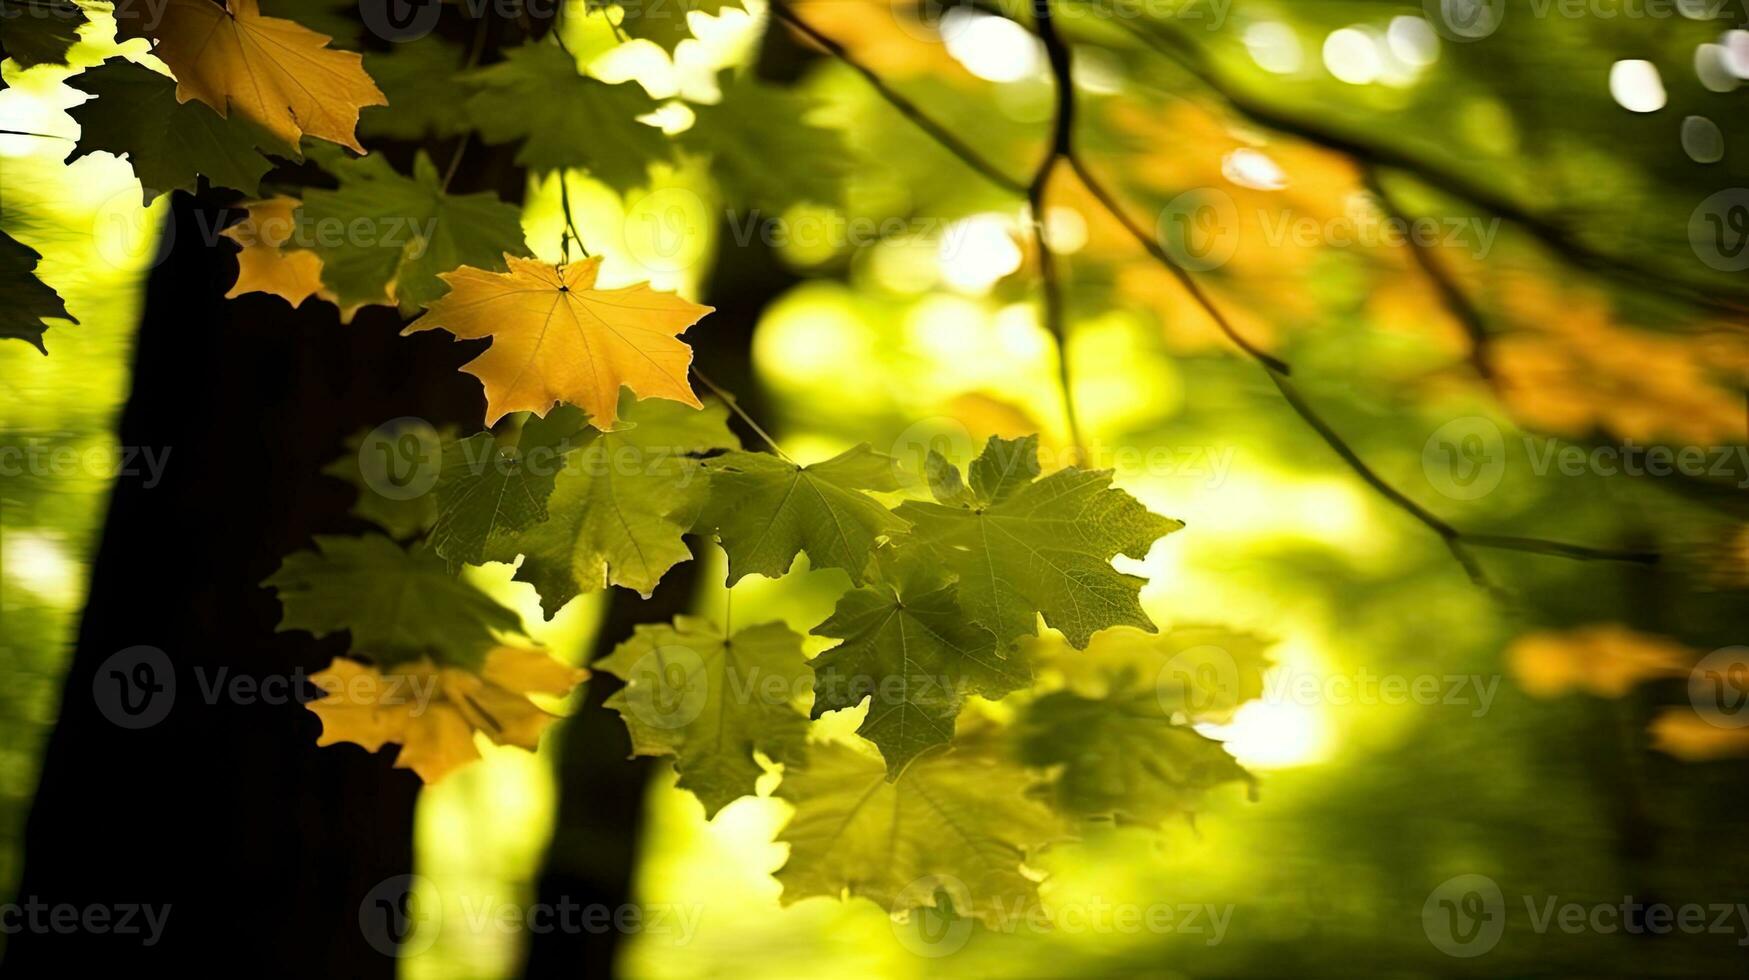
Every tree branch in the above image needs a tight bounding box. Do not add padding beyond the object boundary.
[1105,13,1749,319]
[768,2,1026,195]
[764,0,1657,584]
[1028,0,1086,460]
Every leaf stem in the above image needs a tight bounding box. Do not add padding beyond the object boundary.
[692,367,794,463]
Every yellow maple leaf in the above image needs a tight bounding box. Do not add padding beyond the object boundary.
[139,0,385,153]
[222,198,322,308]
[404,254,712,428]
[306,645,587,783]
[220,198,388,322]
[1507,624,1690,699]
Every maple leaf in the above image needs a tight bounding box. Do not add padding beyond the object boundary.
[698,446,906,586]
[321,426,443,539]
[127,0,385,154]
[0,230,74,353]
[1018,683,1251,827]
[486,397,738,615]
[1023,624,1274,724]
[404,254,712,428]
[69,59,277,202]
[0,0,87,71]
[598,616,810,817]
[895,435,1183,649]
[462,41,672,194]
[308,645,586,782]
[775,740,1064,925]
[256,0,361,43]
[263,534,523,669]
[361,39,471,141]
[429,432,557,566]
[300,147,529,310]
[682,73,849,212]
[810,547,1027,776]
[221,197,333,311]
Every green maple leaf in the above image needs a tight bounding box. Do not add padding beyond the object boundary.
[361,39,472,141]
[598,615,809,818]
[462,42,672,194]
[682,73,849,212]
[68,60,280,202]
[300,146,529,309]
[894,435,1183,649]
[320,427,444,540]
[263,533,522,669]
[613,0,743,51]
[1018,684,1252,827]
[811,547,1027,776]
[698,445,906,586]
[0,230,74,353]
[487,396,738,616]
[0,1,87,71]
[775,740,1064,925]
[429,432,557,565]
[1025,625,1274,723]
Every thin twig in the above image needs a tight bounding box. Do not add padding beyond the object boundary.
[558,170,588,260]
[0,129,70,140]
[768,1,1026,195]
[440,12,494,192]
[1064,154,1289,374]
[768,0,1656,582]
[693,367,793,463]
[1105,12,1749,318]
[1028,0,1086,461]
[1363,167,1495,381]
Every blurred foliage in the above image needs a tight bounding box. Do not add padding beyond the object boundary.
[6,0,1749,976]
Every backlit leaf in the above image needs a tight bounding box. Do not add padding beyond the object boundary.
[404,254,710,428]
[811,547,1026,775]
[598,615,810,817]
[263,534,522,669]
[698,446,906,586]
[895,436,1183,649]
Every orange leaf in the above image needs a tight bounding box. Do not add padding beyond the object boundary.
[404,254,712,428]
[1507,624,1690,699]
[220,198,388,322]
[140,0,385,153]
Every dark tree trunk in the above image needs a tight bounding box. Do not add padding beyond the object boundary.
[2,194,483,975]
